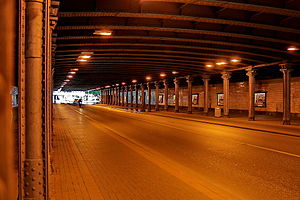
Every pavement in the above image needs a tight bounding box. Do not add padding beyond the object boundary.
[51,104,300,200]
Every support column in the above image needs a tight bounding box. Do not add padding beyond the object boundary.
[118,86,121,106]
[135,84,139,110]
[186,75,193,114]
[130,85,134,108]
[140,84,145,112]
[174,78,180,112]
[246,67,256,121]
[221,72,231,117]
[122,86,125,106]
[109,88,112,105]
[24,0,45,198]
[202,75,210,115]
[126,86,129,107]
[147,82,151,112]
[280,64,292,125]
[163,80,169,111]
[155,81,159,111]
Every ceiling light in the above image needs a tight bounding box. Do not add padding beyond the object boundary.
[115,83,120,86]
[78,55,91,59]
[287,46,298,51]
[71,68,79,71]
[160,73,166,77]
[64,79,70,82]
[132,79,137,83]
[77,59,88,62]
[122,82,126,85]
[231,59,240,63]
[105,85,111,88]
[216,61,227,65]
[172,71,179,75]
[69,71,76,74]
[146,76,152,81]
[206,64,213,68]
[94,30,112,36]
[67,75,73,79]
[81,52,93,55]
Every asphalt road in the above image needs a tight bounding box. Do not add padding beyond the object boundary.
[54,105,300,200]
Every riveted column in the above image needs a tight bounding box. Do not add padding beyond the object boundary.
[130,85,134,108]
[147,82,151,112]
[155,81,160,111]
[122,86,125,106]
[135,84,139,110]
[280,64,292,125]
[186,75,193,114]
[126,86,129,107]
[118,86,121,106]
[163,80,169,111]
[0,0,15,199]
[24,0,45,198]
[246,67,256,121]
[141,84,145,112]
[109,88,112,105]
[174,78,180,112]
[202,75,210,115]
[221,72,231,117]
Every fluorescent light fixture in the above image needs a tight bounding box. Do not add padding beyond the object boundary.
[160,73,166,77]
[115,83,120,86]
[77,59,88,62]
[94,30,112,36]
[122,82,126,85]
[132,79,137,83]
[78,55,91,59]
[81,52,93,55]
[146,76,152,81]
[64,79,70,82]
[67,75,73,79]
[69,71,76,74]
[231,59,240,63]
[71,68,79,71]
[216,62,227,65]
[206,64,213,67]
[172,71,179,75]
[105,85,111,88]
[287,46,298,51]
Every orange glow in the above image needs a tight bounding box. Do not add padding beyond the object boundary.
[77,59,88,62]
[81,52,93,54]
[231,59,240,63]
[116,83,120,86]
[71,68,79,71]
[206,64,213,68]
[172,71,178,75]
[216,61,227,65]
[132,79,137,83]
[78,55,91,59]
[146,76,152,81]
[69,71,76,74]
[67,75,73,79]
[64,79,70,82]
[105,85,111,88]
[122,82,126,85]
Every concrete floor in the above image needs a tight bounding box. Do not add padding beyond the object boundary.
[51,104,300,200]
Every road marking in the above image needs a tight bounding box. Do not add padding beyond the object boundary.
[244,143,300,158]
[70,107,242,200]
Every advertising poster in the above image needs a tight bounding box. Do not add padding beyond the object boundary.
[192,94,199,105]
[255,92,267,107]
[217,93,224,106]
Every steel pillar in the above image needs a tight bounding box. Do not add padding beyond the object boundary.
[280,64,292,125]
[221,72,231,117]
[130,85,134,107]
[155,81,159,111]
[141,84,145,112]
[186,76,193,114]
[126,86,129,107]
[0,0,15,199]
[147,82,151,112]
[24,0,46,198]
[202,75,210,114]
[174,78,180,112]
[122,86,125,106]
[163,80,169,111]
[135,84,139,110]
[246,67,256,121]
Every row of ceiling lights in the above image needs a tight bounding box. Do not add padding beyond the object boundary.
[59,68,79,90]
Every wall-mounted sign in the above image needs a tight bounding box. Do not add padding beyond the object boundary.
[217,93,224,106]
[255,92,267,107]
[192,94,199,105]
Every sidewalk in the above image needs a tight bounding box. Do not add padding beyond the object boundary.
[97,104,300,137]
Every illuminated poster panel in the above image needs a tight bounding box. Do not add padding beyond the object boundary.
[217,93,224,106]
[192,94,199,105]
[255,92,267,107]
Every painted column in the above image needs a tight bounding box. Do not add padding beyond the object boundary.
[202,75,210,114]
[135,84,139,110]
[246,67,256,121]
[186,75,193,114]
[147,82,151,112]
[24,0,45,198]
[280,64,292,125]
[109,88,112,105]
[221,72,232,117]
[130,85,134,108]
[141,84,145,112]
[163,79,169,111]
[155,81,160,111]
[118,86,121,106]
[126,86,129,107]
[174,78,180,112]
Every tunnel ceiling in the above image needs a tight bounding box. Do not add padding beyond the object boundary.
[54,0,300,90]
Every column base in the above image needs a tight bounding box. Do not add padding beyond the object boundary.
[141,109,145,112]
[248,117,255,121]
[282,120,291,125]
[203,112,209,115]
[187,111,192,114]
[175,110,179,113]
[223,115,229,118]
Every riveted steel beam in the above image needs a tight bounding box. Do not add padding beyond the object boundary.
[59,12,300,35]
